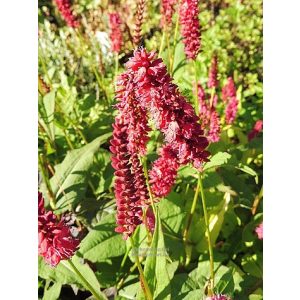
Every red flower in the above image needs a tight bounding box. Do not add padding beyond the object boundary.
[225,96,238,124]
[109,12,123,53]
[222,77,236,102]
[110,116,147,239]
[198,83,221,143]
[149,145,180,197]
[248,120,263,141]
[54,0,79,28]
[208,55,218,89]
[125,48,209,170]
[116,71,150,156]
[145,207,155,233]
[38,192,79,266]
[160,0,177,28]
[179,0,201,60]
[222,77,239,124]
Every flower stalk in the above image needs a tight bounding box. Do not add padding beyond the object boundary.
[129,237,153,300]
[65,260,106,300]
[199,172,215,294]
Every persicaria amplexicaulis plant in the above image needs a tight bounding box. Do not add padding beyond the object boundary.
[179,0,201,60]
[110,48,210,238]
[109,12,123,54]
[54,0,79,28]
[38,192,80,266]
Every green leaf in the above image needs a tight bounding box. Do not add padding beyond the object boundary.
[236,164,259,184]
[39,255,107,300]
[42,282,61,300]
[138,210,171,300]
[39,90,56,142]
[203,152,232,171]
[43,133,111,212]
[196,193,231,252]
[79,214,126,262]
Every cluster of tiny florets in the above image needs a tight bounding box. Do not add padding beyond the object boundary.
[208,55,219,89]
[179,0,201,60]
[54,0,79,28]
[198,84,221,143]
[111,48,210,237]
[222,77,239,124]
[206,295,231,300]
[160,0,177,28]
[109,12,123,53]
[38,192,79,266]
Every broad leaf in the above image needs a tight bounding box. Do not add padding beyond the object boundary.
[79,214,126,262]
[203,152,232,172]
[42,133,111,212]
[42,282,61,300]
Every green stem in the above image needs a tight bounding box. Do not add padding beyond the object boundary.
[158,29,166,58]
[209,87,215,108]
[199,173,215,294]
[183,175,201,243]
[170,4,180,72]
[193,60,199,115]
[66,260,105,300]
[38,154,56,209]
[141,157,156,212]
[129,237,153,300]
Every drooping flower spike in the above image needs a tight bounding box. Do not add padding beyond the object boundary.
[54,0,79,28]
[111,48,210,238]
[124,48,210,169]
[179,0,201,60]
[109,12,123,53]
[110,116,148,239]
[38,192,80,266]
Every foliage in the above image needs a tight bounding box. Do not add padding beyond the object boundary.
[38,0,263,299]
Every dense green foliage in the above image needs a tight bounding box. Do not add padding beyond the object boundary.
[38,0,263,299]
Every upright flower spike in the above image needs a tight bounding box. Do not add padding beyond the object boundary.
[222,77,236,103]
[149,145,180,198]
[125,48,210,169]
[54,0,79,28]
[222,77,239,124]
[38,192,80,267]
[109,12,123,53]
[160,0,177,28]
[208,55,219,89]
[248,119,263,141]
[110,116,146,239]
[133,0,146,46]
[179,0,201,60]
[198,83,221,143]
